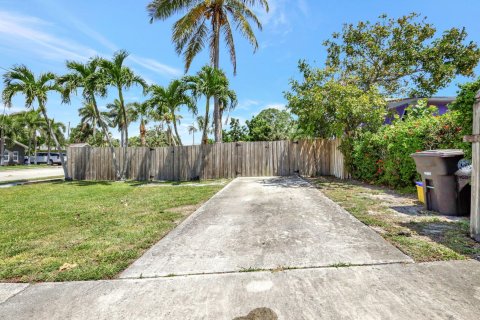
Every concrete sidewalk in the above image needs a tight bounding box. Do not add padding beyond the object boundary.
[121,176,411,278]
[2,176,479,319]
[0,167,63,183]
[1,261,479,319]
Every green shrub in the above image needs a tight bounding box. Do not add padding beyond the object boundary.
[352,111,468,189]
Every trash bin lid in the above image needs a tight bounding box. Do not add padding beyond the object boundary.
[411,149,464,158]
[455,165,472,178]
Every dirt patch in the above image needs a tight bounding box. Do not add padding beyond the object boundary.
[233,307,278,320]
[166,204,202,216]
[308,176,479,262]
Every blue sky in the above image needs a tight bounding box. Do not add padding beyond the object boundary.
[1,0,479,145]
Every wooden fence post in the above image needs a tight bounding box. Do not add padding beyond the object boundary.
[464,91,480,241]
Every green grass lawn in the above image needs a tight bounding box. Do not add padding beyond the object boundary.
[0,180,225,282]
[310,177,480,262]
[0,164,51,171]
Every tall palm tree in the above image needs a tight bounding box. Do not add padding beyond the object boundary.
[58,58,121,180]
[187,123,198,145]
[78,102,99,136]
[99,50,147,180]
[184,66,236,144]
[106,99,139,147]
[129,101,151,147]
[18,110,44,165]
[2,65,70,179]
[43,119,66,164]
[147,0,268,143]
[148,79,196,146]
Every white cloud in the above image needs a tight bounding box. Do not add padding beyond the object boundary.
[3,105,26,114]
[264,103,286,110]
[236,99,260,110]
[256,0,309,39]
[130,55,182,78]
[0,10,181,80]
[0,10,97,61]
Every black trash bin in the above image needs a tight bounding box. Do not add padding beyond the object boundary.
[455,165,472,215]
[411,149,465,215]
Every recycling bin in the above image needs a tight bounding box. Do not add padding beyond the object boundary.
[411,149,465,215]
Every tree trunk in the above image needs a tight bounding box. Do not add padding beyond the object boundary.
[140,118,146,147]
[38,102,70,180]
[172,112,183,146]
[212,11,222,143]
[118,88,128,180]
[0,131,4,166]
[202,97,210,145]
[27,135,32,165]
[33,133,37,165]
[92,97,120,180]
[47,140,51,165]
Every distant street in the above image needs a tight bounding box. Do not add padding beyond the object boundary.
[0,167,63,183]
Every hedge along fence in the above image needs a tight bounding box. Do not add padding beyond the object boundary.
[67,139,348,181]
[351,111,469,189]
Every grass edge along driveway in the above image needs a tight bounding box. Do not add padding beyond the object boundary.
[309,177,480,262]
[0,180,226,282]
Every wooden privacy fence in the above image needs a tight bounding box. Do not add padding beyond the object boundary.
[67,139,348,181]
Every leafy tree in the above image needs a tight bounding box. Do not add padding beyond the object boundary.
[99,50,147,180]
[449,77,480,137]
[0,113,24,165]
[324,13,480,96]
[128,126,169,147]
[148,79,196,146]
[285,62,385,170]
[58,58,121,179]
[68,123,108,146]
[147,0,268,142]
[2,66,70,178]
[223,118,249,142]
[403,99,438,120]
[184,66,237,144]
[246,108,294,141]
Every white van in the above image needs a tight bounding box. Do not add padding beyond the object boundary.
[25,152,67,165]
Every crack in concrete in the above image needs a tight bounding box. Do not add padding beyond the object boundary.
[0,284,30,306]
[119,260,414,281]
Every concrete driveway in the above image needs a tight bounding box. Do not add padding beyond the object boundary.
[121,176,411,278]
[0,167,63,183]
[1,176,479,319]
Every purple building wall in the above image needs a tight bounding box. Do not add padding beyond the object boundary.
[385,98,454,124]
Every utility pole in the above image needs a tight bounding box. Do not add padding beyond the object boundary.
[464,90,480,241]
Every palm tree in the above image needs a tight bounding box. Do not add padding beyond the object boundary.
[78,102,98,136]
[184,66,236,144]
[148,79,196,146]
[0,114,24,166]
[129,102,151,147]
[2,65,70,179]
[18,110,44,165]
[187,123,198,145]
[106,99,139,147]
[58,58,121,180]
[43,119,66,164]
[99,50,147,180]
[147,0,268,143]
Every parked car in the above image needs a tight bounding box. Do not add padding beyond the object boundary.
[24,152,67,165]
